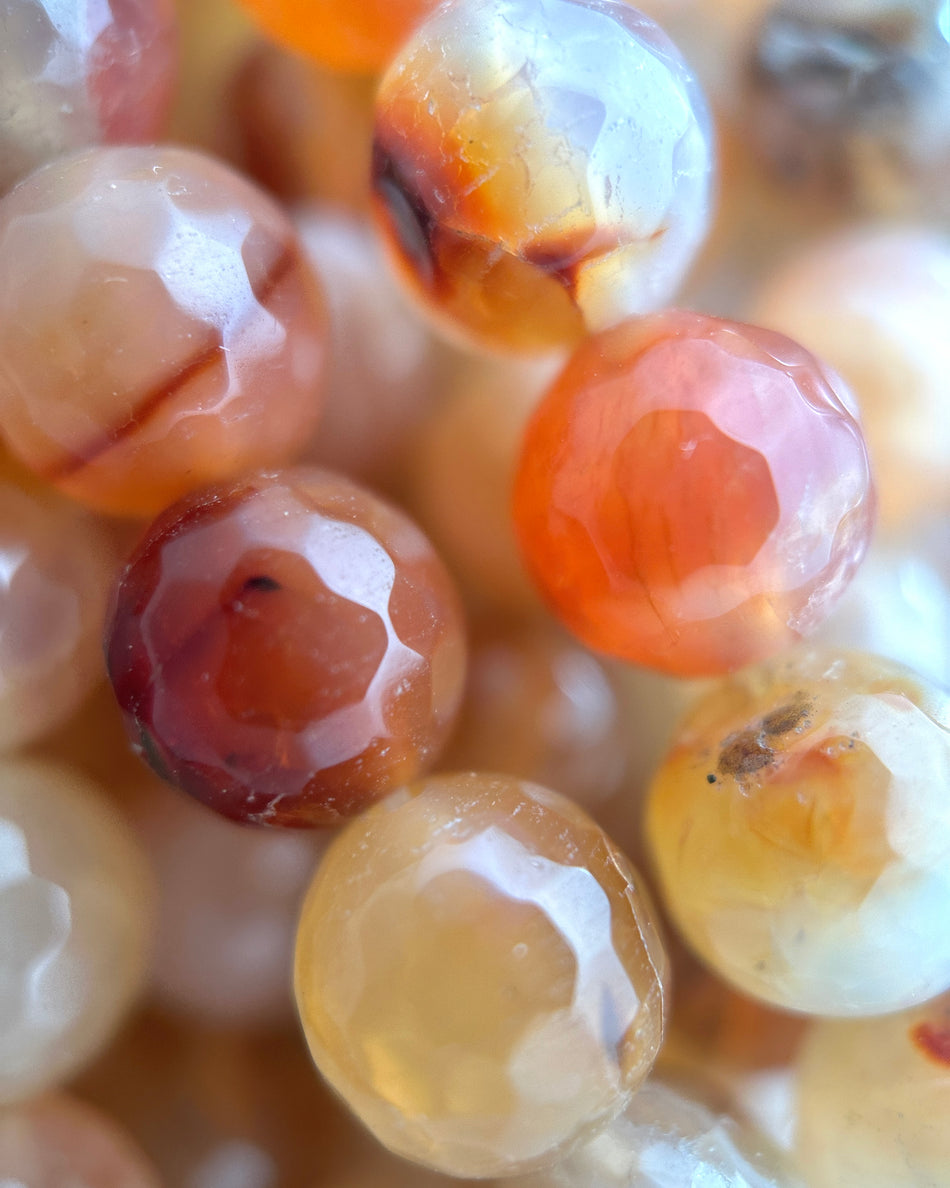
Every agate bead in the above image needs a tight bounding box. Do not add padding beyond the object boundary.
[499,1078,799,1188]
[372,0,715,352]
[0,759,152,1103]
[743,0,950,218]
[646,649,950,1016]
[0,1093,161,1188]
[513,311,875,675]
[236,0,438,74]
[294,772,668,1178]
[0,0,178,195]
[106,469,466,827]
[0,145,328,517]
[0,484,116,751]
[751,224,950,525]
[796,992,950,1187]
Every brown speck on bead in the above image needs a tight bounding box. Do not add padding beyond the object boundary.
[911,1021,950,1067]
[717,731,774,777]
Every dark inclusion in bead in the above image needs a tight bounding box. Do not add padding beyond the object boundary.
[106,469,467,827]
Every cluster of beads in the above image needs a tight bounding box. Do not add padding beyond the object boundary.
[0,0,948,1185]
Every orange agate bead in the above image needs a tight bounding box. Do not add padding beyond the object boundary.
[512,310,875,676]
[236,0,438,74]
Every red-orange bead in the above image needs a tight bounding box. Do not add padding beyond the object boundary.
[106,469,467,827]
[512,311,875,676]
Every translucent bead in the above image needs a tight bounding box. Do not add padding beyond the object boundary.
[294,772,668,1178]
[0,0,178,195]
[227,42,376,210]
[236,0,440,74]
[106,469,467,827]
[497,1078,800,1188]
[750,224,950,525]
[0,484,116,752]
[0,759,152,1103]
[0,145,328,518]
[0,1093,160,1188]
[513,311,875,675]
[409,352,558,613]
[742,0,950,217]
[646,649,950,1016]
[295,207,438,484]
[372,0,715,352]
[439,622,627,811]
[132,780,327,1026]
[795,991,950,1187]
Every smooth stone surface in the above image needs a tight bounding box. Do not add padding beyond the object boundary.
[0,0,178,194]
[295,772,668,1178]
[371,0,714,351]
[0,759,152,1103]
[647,649,950,1015]
[513,310,875,675]
[107,468,466,827]
[0,145,328,517]
[796,991,950,1187]
[0,1093,161,1187]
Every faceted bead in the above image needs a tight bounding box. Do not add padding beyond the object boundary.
[371,0,714,352]
[0,759,152,1103]
[0,145,328,518]
[646,649,950,1016]
[106,469,467,827]
[295,206,438,485]
[742,0,950,218]
[0,0,178,195]
[750,224,950,526]
[0,1093,161,1188]
[294,773,668,1178]
[132,779,327,1025]
[512,311,875,676]
[439,621,627,811]
[795,991,950,1187]
[235,0,439,74]
[0,483,116,752]
[497,1078,800,1188]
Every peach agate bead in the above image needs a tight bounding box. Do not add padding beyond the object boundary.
[0,146,327,517]
[0,0,178,194]
[0,760,152,1103]
[294,772,668,1178]
[106,469,466,827]
[513,311,875,675]
[646,650,950,1016]
[0,1093,161,1188]
[371,0,714,352]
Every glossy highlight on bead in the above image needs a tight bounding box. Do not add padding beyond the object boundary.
[106,469,467,827]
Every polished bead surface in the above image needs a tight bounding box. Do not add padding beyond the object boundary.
[133,780,327,1025]
[751,224,950,525]
[294,772,668,1178]
[646,649,950,1015]
[372,0,714,352]
[439,621,627,810]
[0,145,327,517]
[295,206,438,484]
[0,0,178,195]
[513,311,875,675]
[0,1093,161,1188]
[0,484,116,752]
[236,0,438,73]
[796,992,950,1187]
[107,469,467,827]
[0,759,152,1103]
[499,1077,800,1187]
